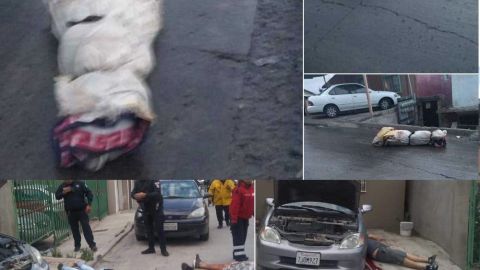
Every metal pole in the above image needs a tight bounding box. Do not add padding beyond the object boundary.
[363,74,373,117]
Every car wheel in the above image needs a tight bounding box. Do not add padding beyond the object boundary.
[324,105,339,118]
[379,98,393,110]
[199,232,209,241]
[136,234,146,241]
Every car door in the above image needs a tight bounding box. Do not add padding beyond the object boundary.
[327,85,354,111]
[349,85,368,109]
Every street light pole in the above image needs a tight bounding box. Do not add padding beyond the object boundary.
[363,74,373,117]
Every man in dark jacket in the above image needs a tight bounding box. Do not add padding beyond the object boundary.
[55,180,97,252]
[229,180,254,262]
[131,180,169,256]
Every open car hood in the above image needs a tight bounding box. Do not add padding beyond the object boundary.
[274,180,360,212]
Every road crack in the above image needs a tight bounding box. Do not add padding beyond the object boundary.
[359,0,478,46]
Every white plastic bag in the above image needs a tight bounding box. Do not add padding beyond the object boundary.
[384,130,412,146]
[45,0,163,41]
[431,129,447,140]
[54,70,155,121]
[409,130,431,145]
[58,19,154,77]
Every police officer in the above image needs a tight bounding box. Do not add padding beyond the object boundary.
[55,180,97,252]
[131,180,169,256]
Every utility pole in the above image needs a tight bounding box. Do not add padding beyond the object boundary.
[363,74,373,117]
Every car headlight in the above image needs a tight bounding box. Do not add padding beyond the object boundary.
[27,245,43,264]
[188,207,206,218]
[339,233,364,249]
[259,226,281,244]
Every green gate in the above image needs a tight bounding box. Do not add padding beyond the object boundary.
[467,180,480,270]
[13,180,109,245]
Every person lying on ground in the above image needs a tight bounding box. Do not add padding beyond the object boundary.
[180,254,254,270]
[367,234,438,270]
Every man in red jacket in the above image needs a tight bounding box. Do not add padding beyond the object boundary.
[229,180,254,261]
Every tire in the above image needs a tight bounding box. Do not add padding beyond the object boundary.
[136,234,146,241]
[199,232,209,241]
[324,104,339,118]
[379,98,393,110]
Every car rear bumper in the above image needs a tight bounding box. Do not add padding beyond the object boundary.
[306,105,325,114]
[257,239,365,270]
[135,217,209,239]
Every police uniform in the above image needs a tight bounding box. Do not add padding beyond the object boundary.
[55,181,96,251]
[131,180,169,256]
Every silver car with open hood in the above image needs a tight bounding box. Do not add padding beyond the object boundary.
[257,181,372,270]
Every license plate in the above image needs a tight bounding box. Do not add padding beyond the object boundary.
[296,252,321,266]
[163,223,178,231]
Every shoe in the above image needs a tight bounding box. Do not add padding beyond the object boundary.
[161,250,169,257]
[426,263,439,270]
[181,263,194,270]
[235,256,249,262]
[428,255,437,265]
[217,224,223,229]
[74,247,81,252]
[226,221,231,227]
[194,254,202,268]
[90,246,98,252]
[141,248,155,254]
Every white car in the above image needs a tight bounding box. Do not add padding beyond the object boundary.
[307,83,401,118]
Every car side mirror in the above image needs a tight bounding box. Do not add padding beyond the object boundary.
[361,204,372,213]
[266,198,274,207]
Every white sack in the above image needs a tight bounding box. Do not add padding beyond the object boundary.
[409,130,431,145]
[385,130,412,146]
[54,70,155,121]
[58,19,154,77]
[431,129,448,140]
[45,0,162,42]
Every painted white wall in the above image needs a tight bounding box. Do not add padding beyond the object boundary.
[451,75,478,108]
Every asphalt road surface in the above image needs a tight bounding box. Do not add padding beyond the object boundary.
[304,125,478,180]
[96,206,255,270]
[0,0,302,179]
[304,0,478,73]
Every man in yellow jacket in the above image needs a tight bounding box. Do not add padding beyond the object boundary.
[208,179,236,229]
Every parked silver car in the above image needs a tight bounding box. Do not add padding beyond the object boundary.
[257,181,372,270]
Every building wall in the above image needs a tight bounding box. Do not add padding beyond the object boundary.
[255,180,405,234]
[451,75,479,108]
[408,181,471,269]
[414,75,452,107]
[360,181,406,233]
[107,180,136,215]
[0,181,18,237]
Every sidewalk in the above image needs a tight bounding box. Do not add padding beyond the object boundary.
[305,113,478,138]
[44,211,134,269]
[368,229,461,270]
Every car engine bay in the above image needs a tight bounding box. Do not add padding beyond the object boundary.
[269,210,358,246]
[0,236,32,270]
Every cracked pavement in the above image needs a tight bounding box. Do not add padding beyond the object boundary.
[304,0,478,73]
[0,0,302,179]
[304,125,478,180]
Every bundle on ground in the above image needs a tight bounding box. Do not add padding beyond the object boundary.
[372,127,447,147]
[46,0,162,170]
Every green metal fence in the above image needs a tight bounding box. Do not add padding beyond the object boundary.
[468,181,480,270]
[13,180,109,245]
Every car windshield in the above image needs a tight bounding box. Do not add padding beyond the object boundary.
[161,181,200,199]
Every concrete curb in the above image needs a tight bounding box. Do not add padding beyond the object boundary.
[305,119,479,138]
[92,222,134,267]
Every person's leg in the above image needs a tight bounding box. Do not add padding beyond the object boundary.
[155,214,169,256]
[241,219,249,245]
[402,258,429,270]
[405,253,428,263]
[78,211,96,249]
[215,205,224,228]
[67,211,81,250]
[231,219,248,261]
[198,261,228,270]
[143,213,156,253]
[224,206,230,226]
